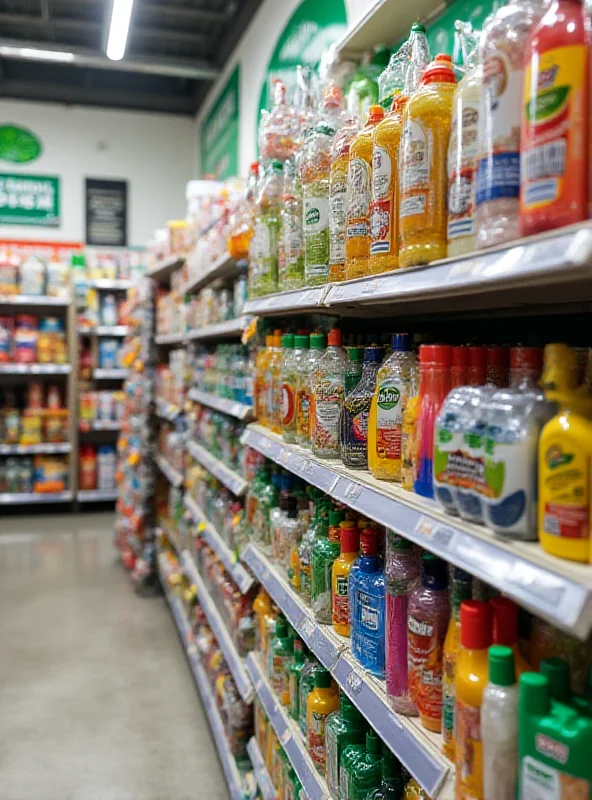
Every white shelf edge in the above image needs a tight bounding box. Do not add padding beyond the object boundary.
[181,549,254,704]
[77,489,118,502]
[0,363,71,375]
[0,443,71,455]
[245,652,331,800]
[88,279,132,290]
[79,326,129,337]
[0,294,71,306]
[154,453,184,488]
[181,251,236,295]
[79,421,121,431]
[0,490,73,505]
[241,424,592,641]
[185,316,248,341]
[243,286,325,316]
[184,494,255,594]
[93,368,129,379]
[188,388,253,421]
[247,737,278,800]
[185,439,248,497]
[147,253,186,281]
[155,332,186,345]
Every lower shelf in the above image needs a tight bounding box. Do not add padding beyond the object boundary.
[78,489,118,502]
[0,490,73,505]
[247,737,278,800]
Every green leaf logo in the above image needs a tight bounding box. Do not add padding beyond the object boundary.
[546,446,574,470]
[305,207,320,225]
[438,429,453,444]
[377,385,400,410]
[526,86,570,123]
[0,125,42,163]
[485,459,505,498]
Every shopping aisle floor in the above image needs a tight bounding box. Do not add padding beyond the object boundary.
[0,512,228,800]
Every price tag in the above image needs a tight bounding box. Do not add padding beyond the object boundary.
[432,524,457,550]
[447,260,475,281]
[331,284,346,300]
[280,449,290,465]
[414,515,436,539]
[360,278,384,295]
[259,437,271,451]
[299,617,315,640]
[343,481,363,501]
[298,289,317,306]
[294,456,315,478]
[346,668,364,696]
[280,729,292,746]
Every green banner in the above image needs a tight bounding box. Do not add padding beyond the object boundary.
[201,64,240,180]
[0,173,60,227]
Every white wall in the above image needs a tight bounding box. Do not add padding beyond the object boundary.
[0,100,196,247]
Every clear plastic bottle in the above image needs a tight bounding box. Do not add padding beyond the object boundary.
[340,345,383,469]
[265,330,283,434]
[329,114,360,282]
[475,0,549,249]
[344,346,363,396]
[311,328,346,459]
[260,80,300,163]
[279,160,304,290]
[281,334,297,443]
[482,646,519,800]
[291,334,309,441]
[297,333,325,449]
[228,161,259,262]
[251,161,283,297]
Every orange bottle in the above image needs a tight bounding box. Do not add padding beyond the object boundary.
[345,105,385,280]
[254,335,273,426]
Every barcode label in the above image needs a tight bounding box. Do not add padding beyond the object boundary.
[523,140,566,182]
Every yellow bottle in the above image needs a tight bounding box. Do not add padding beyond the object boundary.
[253,586,273,655]
[345,105,385,280]
[254,336,273,426]
[329,116,359,282]
[368,94,409,274]
[331,520,360,637]
[399,55,457,268]
[538,344,592,563]
[401,364,420,491]
[307,669,339,775]
[266,330,283,434]
[442,568,472,762]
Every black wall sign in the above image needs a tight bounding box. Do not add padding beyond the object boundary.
[85,178,128,246]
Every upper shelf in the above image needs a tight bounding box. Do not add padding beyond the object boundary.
[188,388,253,421]
[147,253,186,283]
[181,251,237,295]
[185,317,249,342]
[243,223,592,318]
[0,294,70,307]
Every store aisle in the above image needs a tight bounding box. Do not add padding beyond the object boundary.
[0,512,227,800]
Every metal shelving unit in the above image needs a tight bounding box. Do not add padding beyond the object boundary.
[154,453,184,488]
[247,738,278,800]
[185,439,248,496]
[188,388,253,421]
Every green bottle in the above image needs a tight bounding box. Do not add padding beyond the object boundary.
[253,465,279,554]
[298,658,324,738]
[311,509,343,624]
[289,639,307,720]
[366,746,405,800]
[325,692,367,799]
[339,741,366,800]
[269,617,293,706]
[246,462,269,542]
[344,346,363,395]
[540,657,591,716]
[299,496,331,605]
[519,672,592,798]
[350,730,383,800]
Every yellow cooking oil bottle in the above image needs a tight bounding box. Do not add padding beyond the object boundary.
[538,343,592,563]
[399,55,456,268]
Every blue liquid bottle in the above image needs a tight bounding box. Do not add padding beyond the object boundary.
[350,528,386,678]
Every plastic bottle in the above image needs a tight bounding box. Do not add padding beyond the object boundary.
[299,496,329,605]
[254,467,280,555]
[269,617,294,705]
[289,639,308,721]
[260,80,300,162]
[253,586,274,655]
[332,520,360,637]
[520,0,588,236]
[385,532,421,716]
[538,343,592,562]
[311,511,342,624]
[340,740,366,800]
[299,658,324,738]
[366,746,406,800]
[307,668,340,774]
[414,344,452,498]
[280,159,305,290]
[295,333,318,449]
[539,656,592,715]
[368,333,416,481]
[345,105,385,280]
[490,596,532,675]
[407,554,450,733]
[401,364,420,492]
[475,0,549,249]
[341,345,383,470]
[450,346,470,388]
[350,528,386,678]
[229,160,259,261]
[486,346,509,388]
[350,731,383,800]
[447,22,482,257]
[344,346,363,396]
[251,161,283,297]
[442,568,473,761]
[329,115,360,282]
[312,328,346,459]
[268,330,284,435]
[468,346,487,387]
[325,693,367,800]
[481,645,519,800]
[278,496,303,572]
[455,599,492,800]
[399,55,457,268]
[281,334,297,443]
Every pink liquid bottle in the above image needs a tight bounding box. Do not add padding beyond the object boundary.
[414,345,452,498]
[385,530,421,715]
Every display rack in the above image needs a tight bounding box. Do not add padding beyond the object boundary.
[185,440,248,496]
[186,317,249,342]
[187,388,253,421]
[78,489,118,502]
[147,253,186,282]
[0,443,71,455]
[247,738,278,800]
[181,251,237,296]
[154,453,184,488]
[93,368,129,379]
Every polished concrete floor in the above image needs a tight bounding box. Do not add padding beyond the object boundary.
[0,512,228,800]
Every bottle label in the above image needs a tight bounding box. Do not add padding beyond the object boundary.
[329,173,347,265]
[282,381,296,428]
[304,192,330,276]
[456,700,483,797]
[400,118,429,219]
[447,98,479,240]
[359,590,379,631]
[346,158,371,221]
[313,379,343,453]
[476,52,522,205]
[369,197,392,255]
[521,754,590,800]
[309,710,327,769]
[408,614,444,724]
[521,45,587,215]
[442,649,457,749]
[271,653,289,700]
[296,386,310,440]
[483,431,535,533]
[289,671,299,716]
[375,380,405,461]
[541,442,590,539]
[282,211,303,271]
[333,574,350,627]
[372,144,391,199]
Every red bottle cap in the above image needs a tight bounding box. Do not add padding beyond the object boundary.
[486,347,509,368]
[419,344,453,367]
[367,105,385,124]
[490,596,519,647]
[340,523,360,554]
[510,346,543,373]
[452,346,470,368]
[460,600,492,650]
[421,54,457,86]
[249,161,259,174]
[359,528,377,556]
[328,328,342,346]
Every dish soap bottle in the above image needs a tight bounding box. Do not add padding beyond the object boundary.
[366,746,405,800]
[307,668,340,775]
[332,520,360,636]
[312,328,346,459]
[341,345,384,470]
[311,510,342,624]
[325,693,367,800]
[482,645,519,800]
[350,731,383,800]
[350,528,386,678]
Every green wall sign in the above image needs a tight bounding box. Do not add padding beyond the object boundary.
[0,125,42,164]
[0,174,60,227]
[201,64,240,180]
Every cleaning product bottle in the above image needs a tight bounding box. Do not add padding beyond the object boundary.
[332,520,360,637]
[297,332,325,449]
[414,344,452,498]
[329,114,360,282]
[312,328,346,459]
[399,55,457,268]
[299,657,324,738]
[401,362,420,492]
[307,668,340,775]
[326,693,367,800]
[350,528,386,678]
[367,745,405,800]
[253,586,274,657]
[281,334,297,443]
[344,346,363,396]
[490,596,532,675]
[385,531,421,715]
[520,0,588,237]
[442,568,473,761]
[350,731,383,800]
[518,672,592,798]
[289,639,308,721]
[455,599,492,799]
[341,345,384,470]
[293,334,310,445]
[269,616,294,706]
[311,511,342,624]
[482,645,519,800]
[251,160,283,297]
[255,335,274,426]
[408,553,450,732]
[345,105,385,280]
[538,343,592,562]
[539,656,592,715]
[340,740,367,800]
[368,333,416,481]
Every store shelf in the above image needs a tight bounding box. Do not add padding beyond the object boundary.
[186,317,248,341]
[154,453,184,488]
[159,520,184,555]
[242,544,453,799]
[79,326,129,336]
[242,424,592,640]
[79,420,121,432]
[181,549,254,703]
[247,738,278,800]
[188,388,253,421]
[78,489,118,502]
[0,490,73,505]
[93,368,128,379]
[154,397,183,422]
[0,363,71,375]
[155,331,186,346]
[182,251,237,295]
[245,652,330,800]
[147,253,186,282]
[0,443,71,455]
[243,286,325,317]
[88,279,132,290]
[159,569,250,800]
[185,439,248,496]
[184,494,255,594]
[0,294,70,307]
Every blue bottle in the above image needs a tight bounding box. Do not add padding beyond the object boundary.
[350,528,386,678]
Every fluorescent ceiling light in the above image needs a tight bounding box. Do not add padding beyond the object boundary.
[106,0,135,61]
[0,46,75,62]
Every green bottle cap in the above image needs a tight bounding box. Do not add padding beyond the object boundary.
[315,669,332,689]
[276,617,288,638]
[294,334,309,349]
[540,658,571,702]
[310,332,326,350]
[347,346,362,363]
[488,645,516,687]
[387,530,414,551]
[366,729,381,755]
[520,673,550,716]
[329,509,344,527]
[281,334,294,349]
[411,21,427,32]
[71,253,85,267]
